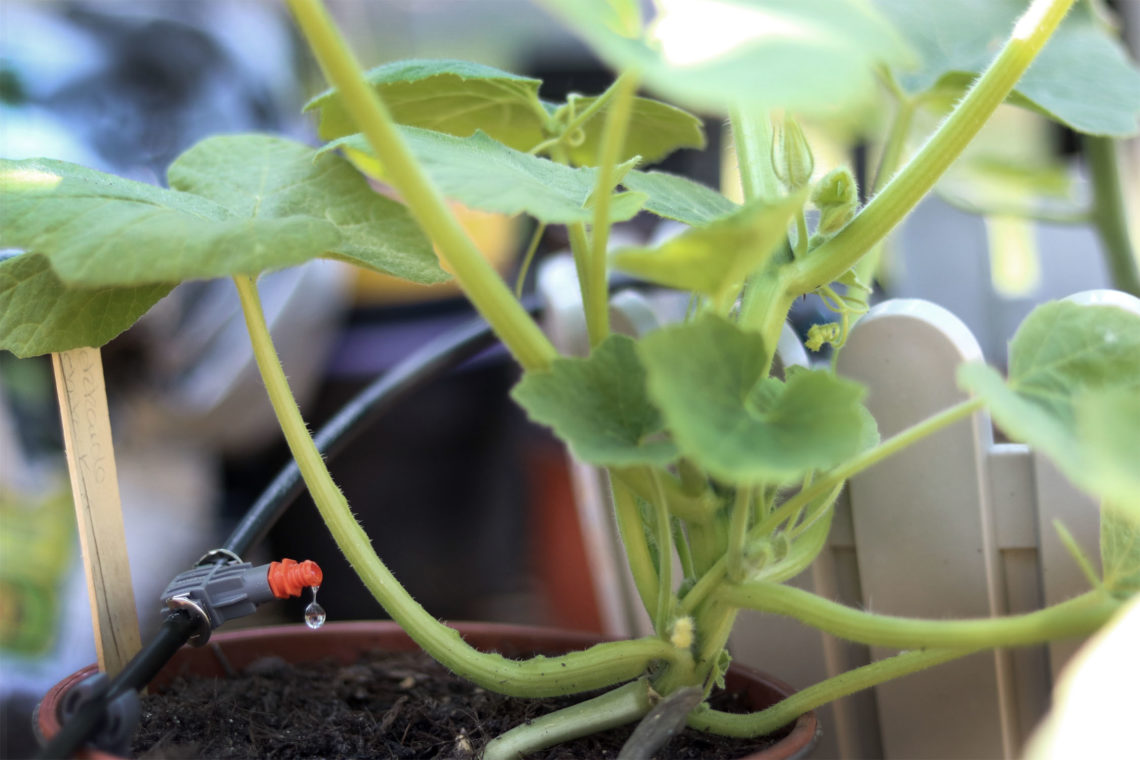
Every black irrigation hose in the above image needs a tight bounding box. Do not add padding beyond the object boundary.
[221,306,527,557]
[37,305,533,760]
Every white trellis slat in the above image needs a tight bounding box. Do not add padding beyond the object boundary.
[537,256,1132,759]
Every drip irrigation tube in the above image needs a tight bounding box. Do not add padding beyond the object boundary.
[36,306,530,759]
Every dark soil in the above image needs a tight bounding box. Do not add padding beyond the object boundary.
[132,650,787,759]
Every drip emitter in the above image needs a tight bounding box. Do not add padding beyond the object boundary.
[161,555,324,645]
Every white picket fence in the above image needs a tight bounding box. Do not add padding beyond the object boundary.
[538,256,1137,759]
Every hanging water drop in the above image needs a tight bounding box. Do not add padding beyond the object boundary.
[304,585,326,629]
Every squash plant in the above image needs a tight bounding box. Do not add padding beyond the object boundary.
[3,0,1140,756]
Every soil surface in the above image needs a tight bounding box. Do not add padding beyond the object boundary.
[133,650,788,759]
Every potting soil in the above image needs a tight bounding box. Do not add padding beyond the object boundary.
[132,650,786,759]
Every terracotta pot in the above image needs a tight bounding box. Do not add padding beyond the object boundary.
[38,621,819,759]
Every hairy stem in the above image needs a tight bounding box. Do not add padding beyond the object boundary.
[730,108,779,202]
[285,0,556,371]
[612,476,663,623]
[726,486,752,583]
[690,648,974,738]
[234,275,674,696]
[587,71,639,348]
[792,0,1078,295]
[482,680,653,760]
[1085,134,1140,297]
[718,584,1120,649]
[853,94,916,285]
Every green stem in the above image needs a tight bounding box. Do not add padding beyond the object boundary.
[514,222,546,299]
[853,95,916,285]
[730,108,779,202]
[482,680,653,760]
[693,601,738,686]
[587,71,639,348]
[689,648,974,738]
[718,584,1120,650]
[649,471,675,637]
[726,487,752,583]
[672,517,696,581]
[758,397,983,535]
[792,0,1077,296]
[1085,134,1140,297]
[612,476,662,623]
[233,275,675,696]
[738,262,797,376]
[613,466,716,525]
[285,0,556,372]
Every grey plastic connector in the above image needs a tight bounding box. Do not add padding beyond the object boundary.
[160,562,275,645]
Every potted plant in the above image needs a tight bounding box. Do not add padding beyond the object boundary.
[4,0,1140,757]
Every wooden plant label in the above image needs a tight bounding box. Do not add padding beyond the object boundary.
[52,347,141,676]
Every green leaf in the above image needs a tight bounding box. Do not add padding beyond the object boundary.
[613,192,804,302]
[168,135,445,284]
[537,0,909,116]
[875,0,1140,136]
[0,135,444,288]
[621,170,739,225]
[1101,506,1140,597]
[639,314,873,484]
[1077,389,1140,516]
[511,335,678,467]
[326,128,646,224]
[0,253,171,358]
[305,59,550,151]
[958,301,1140,516]
[555,94,706,166]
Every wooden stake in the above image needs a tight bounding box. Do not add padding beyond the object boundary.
[52,347,141,676]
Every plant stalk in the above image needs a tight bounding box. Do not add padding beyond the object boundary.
[285,0,556,372]
[611,476,663,623]
[482,680,653,760]
[1085,134,1140,297]
[853,94,916,285]
[233,275,675,696]
[689,647,974,738]
[718,584,1120,649]
[730,108,780,202]
[792,0,1078,295]
[587,70,639,348]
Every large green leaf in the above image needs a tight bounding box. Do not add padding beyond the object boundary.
[554,93,706,166]
[0,253,171,358]
[0,135,444,288]
[168,135,444,284]
[639,314,873,484]
[613,192,803,301]
[1102,507,1140,597]
[306,59,550,150]
[874,0,1140,136]
[621,170,739,225]
[958,301,1140,516]
[537,0,909,117]
[326,128,646,224]
[511,334,678,467]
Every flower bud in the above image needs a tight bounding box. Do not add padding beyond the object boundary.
[771,115,814,191]
[812,167,859,237]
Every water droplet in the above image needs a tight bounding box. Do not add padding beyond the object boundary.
[304,585,326,630]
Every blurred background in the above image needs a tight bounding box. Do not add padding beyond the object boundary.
[1,1,1137,758]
